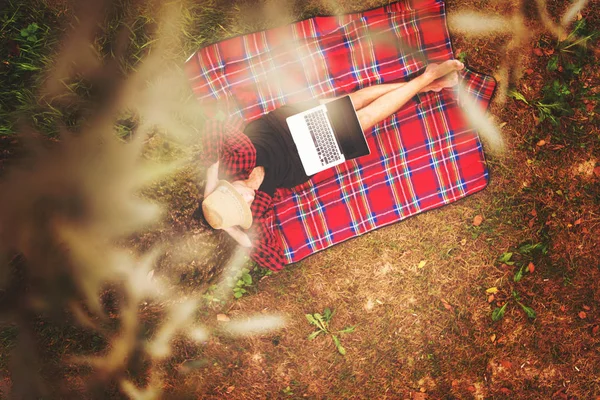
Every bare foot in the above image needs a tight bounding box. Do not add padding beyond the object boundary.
[423,60,464,83]
[423,71,459,92]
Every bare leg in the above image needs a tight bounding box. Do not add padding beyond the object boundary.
[347,82,407,109]
[356,60,464,130]
[320,67,461,110]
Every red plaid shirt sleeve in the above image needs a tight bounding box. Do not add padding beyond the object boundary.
[250,192,285,271]
[200,116,256,181]
[201,116,285,271]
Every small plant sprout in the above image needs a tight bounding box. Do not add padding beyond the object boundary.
[491,291,537,322]
[491,243,546,321]
[282,386,293,396]
[233,267,253,299]
[20,23,40,42]
[305,308,355,355]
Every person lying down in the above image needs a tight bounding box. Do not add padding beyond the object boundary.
[200,60,465,248]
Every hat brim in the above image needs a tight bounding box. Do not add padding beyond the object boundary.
[216,180,253,230]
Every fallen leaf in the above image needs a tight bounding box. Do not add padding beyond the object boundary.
[418,260,427,269]
[537,139,546,147]
[579,311,587,319]
[499,122,507,128]
[528,262,535,273]
[582,227,590,234]
[583,305,591,311]
[593,166,600,178]
[488,294,495,303]
[486,287,499,294]
[560,305,566,312]
[528,218,535,228]
[473,215,484,226]
[226,386,235,394]
[460,238,467,246]
[531,209,537,217]
[217,314,230,322]
[451,380,459,387]
[490,334,496,342]
[574,218,582,225]
[593,325,599,335]
[499,387,512,395]
[543,48,555,56]
[467,385,476,392]
[441,299,453,311]
[533,48,544,56]
[500,360,513,369]
[524,68,534,75]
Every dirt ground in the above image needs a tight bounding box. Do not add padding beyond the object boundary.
[1,0,599,399]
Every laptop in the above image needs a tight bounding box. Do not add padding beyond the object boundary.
[286,96,370,176]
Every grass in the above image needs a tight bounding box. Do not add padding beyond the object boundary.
[1,0,599,398]
[0,0,61,135]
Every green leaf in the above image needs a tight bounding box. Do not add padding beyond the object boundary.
[27,35,36,42]
[514,267,524,282]
[236,279,244,287]
[338,326,355,334]
[307,330,321,340]
[233,291,243,299]
[499,252,513,263]
[492,303,508,322]
[332,335,346,355]
[314,314,328,331]
[520,304,537,319]
[21,29,29,37]
[508,90,529,105]
[323,308,332,321]
[546,55,559,71]
[242,273,252,285]
[305,314,317,325]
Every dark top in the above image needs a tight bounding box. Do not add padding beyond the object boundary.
[243,100,320,196]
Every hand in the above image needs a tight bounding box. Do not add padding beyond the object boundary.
[223,226,252,248]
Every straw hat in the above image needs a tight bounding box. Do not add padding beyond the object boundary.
[202,180,253,230]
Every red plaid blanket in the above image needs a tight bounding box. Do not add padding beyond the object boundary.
[186,0,496,267]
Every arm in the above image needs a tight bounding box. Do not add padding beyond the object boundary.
[223,226,252,247]
[204,161,220,197]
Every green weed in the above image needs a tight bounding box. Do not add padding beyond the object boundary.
[508,81,572,127]
[492,242,548,321]
[233,267,253,299]
[492,290,536,321]
[282,386,294,396]
[305,308,355,355]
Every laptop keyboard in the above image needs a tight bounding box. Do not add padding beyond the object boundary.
[304,109,342,166]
